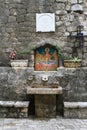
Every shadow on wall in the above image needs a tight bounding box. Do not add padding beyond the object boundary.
[28,95,35,116]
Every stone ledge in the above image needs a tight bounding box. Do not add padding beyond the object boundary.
[64,102,87,108]
[27,87,63,94]
[0,101,15,107]
[0,101,29,108]
[15,101,29,107]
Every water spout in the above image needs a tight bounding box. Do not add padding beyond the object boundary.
[41,75,48,82]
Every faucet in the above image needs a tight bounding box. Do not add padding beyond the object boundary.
[41,75,48,82]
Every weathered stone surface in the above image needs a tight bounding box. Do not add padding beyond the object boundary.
[83,47,87,53]
[56,21,63,26]
[56,10,67,15]
[35,95,56,117]
[71,4,83,11]
[0,0,87,118]
[15,101,29,107]
[0,101,29,118]
[83,53,87,59]
[79,0,83,3]
[0,67,86,117]
[71,0,77,4]
[64,102,87,118]
[64,102,87,108]
[8,16,16,22]
[82,60,87,67]
[84,11,87,15]
[67,26,76,32]
[0,101,15,107]
[56,3,65,10]
[5,0,21,3]
[0,0,86,67]
[66,4,71,11]
[56,0,67,2]
[63,47,72,53]
[27,87,62,94]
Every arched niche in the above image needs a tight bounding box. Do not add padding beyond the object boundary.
[34,44,58,71]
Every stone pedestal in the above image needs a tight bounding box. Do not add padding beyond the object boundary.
[35,95,56,118]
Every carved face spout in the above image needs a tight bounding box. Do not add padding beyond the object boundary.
[41,75,48,81]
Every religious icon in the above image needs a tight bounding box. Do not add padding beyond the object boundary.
[35,46,58,71]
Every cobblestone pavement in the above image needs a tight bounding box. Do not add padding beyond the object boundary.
[0,117,87,130]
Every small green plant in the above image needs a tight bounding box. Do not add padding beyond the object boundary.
[19,48,31,54]
[9,45,36,60]
[58,53,62,57]
[56,45,61,51]
[72,56,81,62]
[19,45,36,54]
[56,45,62,57]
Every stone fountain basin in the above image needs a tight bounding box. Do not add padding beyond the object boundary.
[27,84,62,94]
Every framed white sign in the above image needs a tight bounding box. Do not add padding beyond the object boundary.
[36,13,55,32]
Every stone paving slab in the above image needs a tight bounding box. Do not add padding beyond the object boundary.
[0,117,87,130]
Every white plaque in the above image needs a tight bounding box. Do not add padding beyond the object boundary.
[36,13,55,32]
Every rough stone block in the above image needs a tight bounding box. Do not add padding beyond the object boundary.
[0,101,15,107]
[15,101,29,108]
[64,102,87,118]
[66,5,71,11]
[56,3,65,10]
[83,47,87,53]
[35,95,56,118]
[56,10,67,15]
[71,0,77,4]
[8,16,16,22]
[5,0,21,3]
[83,53,87,59]
[56,21,63,26]
[71,4,83,11]
[64,102,79,108]
[0,101,29,118]
[84,11,87,15]
[82,59,86,67]
[56,0,67,2]
[78,0,83,3]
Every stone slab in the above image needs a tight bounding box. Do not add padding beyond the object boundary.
[0,101,15,107]
[64,102,87,108]
[15,101,29,108]
[27,87,63,94]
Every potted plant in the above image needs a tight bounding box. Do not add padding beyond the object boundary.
[9,49,28,67]
[64,56,82,68]
[9,45,36,67]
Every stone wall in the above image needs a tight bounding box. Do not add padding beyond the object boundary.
[0,0,87,66]
[0,101,29,118]
[0,67,87,101]
[0,0,87,117]
[0,67,87,115]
